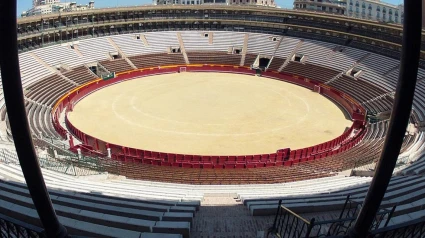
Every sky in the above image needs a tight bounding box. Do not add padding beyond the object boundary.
[17,0,404,15]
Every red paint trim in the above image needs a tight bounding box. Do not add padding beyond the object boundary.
[53,65,366,169]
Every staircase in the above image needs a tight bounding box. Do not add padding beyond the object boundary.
[72,44,84,57]
[208,32,213,45]
[59,72,79,86]
[361,91,395,106]
[140,34,149,46]
[351,52,371,69]
[107,38,137,69]
[176,32,190,64]
[383,64,400,76]
[325,72,344,85]
[278,40,304,72]
[190,196,273,238]
[29,52,56,73]
[240,33,249,66]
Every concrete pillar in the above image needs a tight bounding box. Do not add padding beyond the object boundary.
[77,148,81,159]
[53,150,58,158]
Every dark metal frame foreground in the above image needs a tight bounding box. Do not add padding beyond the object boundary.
[0,213,46,238]
[0,1,68,237]
[347,0,422,237]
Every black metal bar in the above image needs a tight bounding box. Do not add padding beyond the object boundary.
[347,0,422,237]
[0,1,68,238]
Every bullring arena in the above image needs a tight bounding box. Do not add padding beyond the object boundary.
[1,4,425,238]
[68,72,351,155]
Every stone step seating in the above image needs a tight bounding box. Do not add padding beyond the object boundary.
[129,53,186,69]
[0,164,203,204]
[243,54,257,67]
[19,53,54,88]
[363,95,393,115]
[246,33,279,56]
[99,58,133,73]
[104,161,332,184]
[297,40,335,66]
[0,164,200,238]
[399,154,425,176]
[328,75,389,105]
[0,180,189,238]
[186,51,241,65]
[244,175,425,226]
[282,62,340,83]
[267,57,285,72]
[25,74,75,107]
[105,175,369,196]
[62,66,97,85]
[181,31,245,52]
[25,102,58,138]
[273,37,300,59]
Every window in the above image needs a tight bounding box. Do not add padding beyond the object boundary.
[383,7,386,13]
[395,16,398,23]
[362,2,365,8]
[377,6,380,12]
[368,3,372,10]
[349,0,353,5]
[389,9,392,15]
[355,1,359,7]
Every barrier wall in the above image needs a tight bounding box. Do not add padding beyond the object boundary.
[54,65,366,169]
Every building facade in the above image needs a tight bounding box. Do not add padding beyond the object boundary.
[293,0,347,15]
[346,0,404,24]
[22,1,95,17]
[32,0,61,7]
[154,0,276,7]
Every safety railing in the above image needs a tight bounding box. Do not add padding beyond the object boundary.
[267,200,315,238]
[267,195,395,238]
[0,213,46,238]
[367,217,425,238]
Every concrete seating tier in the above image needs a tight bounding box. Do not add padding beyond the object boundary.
[33,44,82,68]
[243,54,258,67]
[329,47,369,72]
[181,32,245,52]
[25,74,75,107]
[282,62,340,83]
[297,40,335,66]
[329,75,389,105]
[267,57,285,72]
[62,66,97,85]
[19,53,53,87]
[246,33,280,56]
[362,95,394,115]
[186,51,241,65]
[128,53,186,69]
[99,58,133,73]
[76,37,116,63]
[0,164,197,238]
[244,174,425,227]
[273,37,300,59]
[25,102,59,138]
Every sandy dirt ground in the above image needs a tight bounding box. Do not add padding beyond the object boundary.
[68,72,352,155]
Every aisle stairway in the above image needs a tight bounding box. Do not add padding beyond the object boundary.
[190,196,273,238]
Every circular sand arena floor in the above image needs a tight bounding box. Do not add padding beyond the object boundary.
[68,72,352,155]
